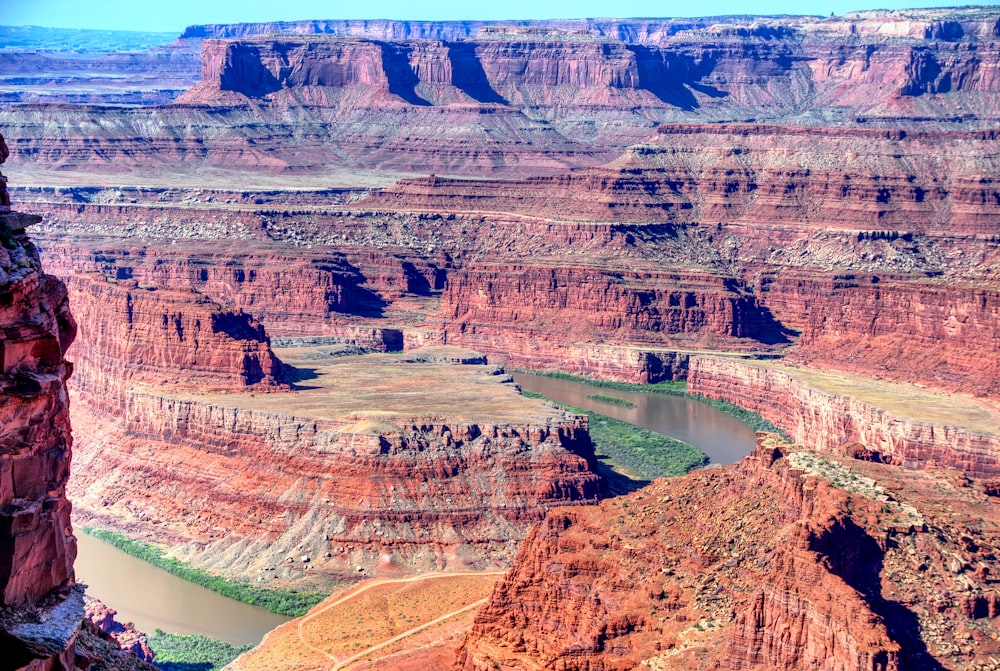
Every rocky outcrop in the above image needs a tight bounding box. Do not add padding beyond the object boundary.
[178,9,1000,44]
[688,357,1000,478]
[457,433,1000,670]
[64,273,284,415]
[0,144,153,671]
[83,597,154,663]
[0,45,200,106]
[0,173,79,668]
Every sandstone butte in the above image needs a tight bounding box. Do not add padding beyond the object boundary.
[0,6,1000,671]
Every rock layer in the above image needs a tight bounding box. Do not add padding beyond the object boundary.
[0,177,153,671]
[688,356,1000,478]
[457,434,1000,670]
[68,352,603,586]
[0,203,80,668]
[5,8,1000,178]
[64,272,284,415]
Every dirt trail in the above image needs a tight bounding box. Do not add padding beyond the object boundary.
[288,571,506,670]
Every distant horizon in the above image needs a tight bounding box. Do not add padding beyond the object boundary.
[1,0,994,34]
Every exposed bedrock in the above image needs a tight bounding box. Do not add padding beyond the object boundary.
[456,433,1000,669]
[63,273,283,418]
[688,357,1000,479]
[0,191,153,671]
[457,434,967,670]
[0,204,81,669]
[68,359,603,584]
[429,264,784,377]
[5,9,1000,177]
[757,271,1000,396]
[368,124,1000,235]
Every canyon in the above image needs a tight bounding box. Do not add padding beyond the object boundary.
[0,173,153,670]
[0,5,999,670]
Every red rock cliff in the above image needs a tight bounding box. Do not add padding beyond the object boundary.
[0,167,153,671]
[688,356,1000,479]
[457,433,1000,670]
[64,272,284,415]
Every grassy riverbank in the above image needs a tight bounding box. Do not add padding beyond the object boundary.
[149,630,251,671]
[523,391,707,479]
[514,368,788,438]
[80,527,325,616]
[586,393,636,408]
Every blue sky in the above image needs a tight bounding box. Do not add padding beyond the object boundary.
[0,0,993,33]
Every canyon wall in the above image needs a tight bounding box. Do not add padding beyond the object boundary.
[63,273,284,415]
[688,357,1000,478]
[0,207,80,669]
[368,124,1000,233]
[0,189,154,669]
[69,358,603,585]
[4,8,1000,178]
[455,433,1000,669]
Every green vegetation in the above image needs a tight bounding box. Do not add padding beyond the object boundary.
[512,368,688,395]
[148,630,251,671]
[515,368,789,440]
[586,393,636,408]
[524,391,707,479]
[80,527,324,616]
[686,393,789,439]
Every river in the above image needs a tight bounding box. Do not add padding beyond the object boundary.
[511,372,757,465]
[74,532,291,646]
[75,373,754,646]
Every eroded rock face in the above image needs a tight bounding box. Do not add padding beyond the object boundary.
[5,8,1000,178]
[64,272,284,415]
[68,354,603,585]
[688,357,1000,478]
[0,197,79,668]
[0,150,153,671]
[457,434,1000,670]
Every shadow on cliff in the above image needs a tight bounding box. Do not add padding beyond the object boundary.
[377,42,431,105]
[595,459,650,496]
[627,45,728,111]
[220,46,282,97]
[154,663,214,671]
[751,306,797,346]
[447,42,508,104]
[813,517,945,671]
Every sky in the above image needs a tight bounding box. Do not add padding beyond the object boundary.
[1,0,994,33]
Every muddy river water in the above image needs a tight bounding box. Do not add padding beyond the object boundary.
[76,373,756,645]
[512,372,757,465]
[74,532,291,645]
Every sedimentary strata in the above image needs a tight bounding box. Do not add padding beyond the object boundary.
[68,349,602,587]
[457,434,1000,670]
[688,356,1000,478]
[0,146,152,670]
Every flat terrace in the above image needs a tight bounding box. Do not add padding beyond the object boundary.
[151,346,569,429]
[749,360,1000,437]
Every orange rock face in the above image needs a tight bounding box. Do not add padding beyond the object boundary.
[0,206,79,668]
[0,189,154,671]
[67,352,603,584]
[456,434,1000,670]
[5,9,1000,178]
